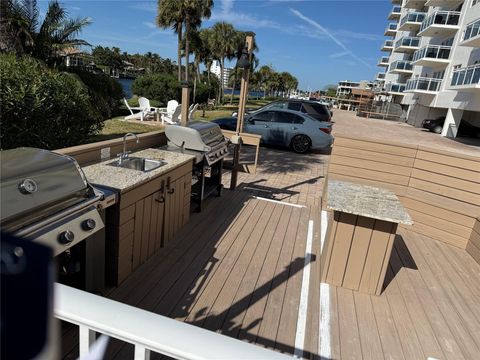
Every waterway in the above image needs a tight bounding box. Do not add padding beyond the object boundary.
[117,79,265,100]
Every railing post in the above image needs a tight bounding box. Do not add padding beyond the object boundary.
[134,345,151,360]
[79,325,96,356]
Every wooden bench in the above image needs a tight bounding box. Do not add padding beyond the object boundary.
[325,135,480,263]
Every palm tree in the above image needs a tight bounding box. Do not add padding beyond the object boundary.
[157,0,184,81]
[157,0,213,82]
[2,0,91,65]
[210,22,239,103]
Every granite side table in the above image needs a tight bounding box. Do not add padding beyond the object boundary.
[321,180,413,295]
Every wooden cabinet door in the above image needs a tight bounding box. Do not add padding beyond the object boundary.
[132,185,165,268]
[164,174,187,245]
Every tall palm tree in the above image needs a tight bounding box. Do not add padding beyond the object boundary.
[157,0,184,81]
[210,22,239,103]
[157,0,212,82]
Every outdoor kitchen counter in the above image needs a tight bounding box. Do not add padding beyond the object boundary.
[82,148,195,193]
[321,180,412,296]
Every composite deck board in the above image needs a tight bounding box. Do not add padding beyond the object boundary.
[403,232,480,359]
[59,147,480,360]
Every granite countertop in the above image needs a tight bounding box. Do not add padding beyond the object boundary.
[327,180,413,225]
[82,148,195,193]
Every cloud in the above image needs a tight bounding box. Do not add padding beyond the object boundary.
[329,51,351,59]
[143,21,156,29]
[289,8,372,68]
[210,0,282,30]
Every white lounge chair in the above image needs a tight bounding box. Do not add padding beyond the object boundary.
[161,105,182,124]
[124,98,155,121]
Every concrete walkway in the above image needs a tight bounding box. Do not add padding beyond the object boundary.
[332,109,480,157]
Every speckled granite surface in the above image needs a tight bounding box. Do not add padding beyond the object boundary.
[82,148,194,193]
[327,180,413,225]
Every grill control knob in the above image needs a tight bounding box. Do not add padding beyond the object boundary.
[81,219,96,231]
[58,230,75,244]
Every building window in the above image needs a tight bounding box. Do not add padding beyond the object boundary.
[473,0,479,6]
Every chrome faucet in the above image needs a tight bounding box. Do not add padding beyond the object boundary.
[118,133,139,163]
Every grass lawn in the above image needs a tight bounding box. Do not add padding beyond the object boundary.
[87,117,160,143]
[88,97,274,143]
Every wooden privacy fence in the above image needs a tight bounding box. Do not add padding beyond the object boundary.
[325,135,480,262]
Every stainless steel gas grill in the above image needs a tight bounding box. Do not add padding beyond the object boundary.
[0,148,112,291]
[165,121,229,211]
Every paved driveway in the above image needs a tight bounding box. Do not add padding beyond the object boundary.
[331,109,480,157]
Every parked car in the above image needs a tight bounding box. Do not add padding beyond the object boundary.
[214,109,333,153]
[232,99,332,121]
[422,117,445,134]
[422,116,480,137]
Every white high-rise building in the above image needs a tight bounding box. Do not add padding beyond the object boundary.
[209,60,233,88]
[379,0,480,138]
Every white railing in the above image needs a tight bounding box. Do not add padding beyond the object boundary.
[420,11,461,32]
[395,36,420,49]
[406,77,442,92]
[390,60,413,71]
[413,45,451,62]
[386,83,406,93]
[55,284,290,360]
[400,12,426,27]
[463,19,480,42]
[451,64,480,87]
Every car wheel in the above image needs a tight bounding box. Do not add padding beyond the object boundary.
[291,134,311,154]
[432,125,443,134]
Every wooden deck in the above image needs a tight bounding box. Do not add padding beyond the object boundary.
[62,147,480,360]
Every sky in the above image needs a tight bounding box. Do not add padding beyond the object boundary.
[38,0,392,90]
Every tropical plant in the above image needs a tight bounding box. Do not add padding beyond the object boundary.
[209,22,240,103]
[131,73,181,105]
[156,0,213,82]
[0,54,103,150]
[2,0,91,66]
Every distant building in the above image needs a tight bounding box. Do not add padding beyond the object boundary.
[210,60,233,88]
[336,80,377,97]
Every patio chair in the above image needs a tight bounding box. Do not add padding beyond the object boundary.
[161,104,182,124]
[123,98,155,122]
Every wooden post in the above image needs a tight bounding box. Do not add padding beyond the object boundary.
[230,32,255,190]
[180,84,190,127]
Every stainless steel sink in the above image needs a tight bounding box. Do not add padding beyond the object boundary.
[109,157,167,172]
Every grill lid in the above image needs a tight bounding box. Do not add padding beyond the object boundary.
[165,121,226,152]
[0,148,89,225]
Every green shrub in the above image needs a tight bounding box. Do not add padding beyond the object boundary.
[132,73,181,105]
[68,70,124,118]
[0,54,103,150]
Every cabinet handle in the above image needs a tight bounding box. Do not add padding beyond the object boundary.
[155,195,165,203]
[168,188,175,194]
[160,179,165,193]
[166,176,171,190]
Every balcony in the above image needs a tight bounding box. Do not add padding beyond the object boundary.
[403,0,427,9]
[412,45,451,68]
[394,36,421,53]
[406,77,442,93]
[391,0,402,4]
[398,12,426,32]
[389,60,414,74]
[381,40,394,52]
[378,56,390,67]
[450,64,480,92]
[418,11,461,37]
[460,19,480,48]
[388,6,402,20]
[384,23,398,36]
[385,82,407,95]
[425,0,464,7]
[376,72,386,81]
